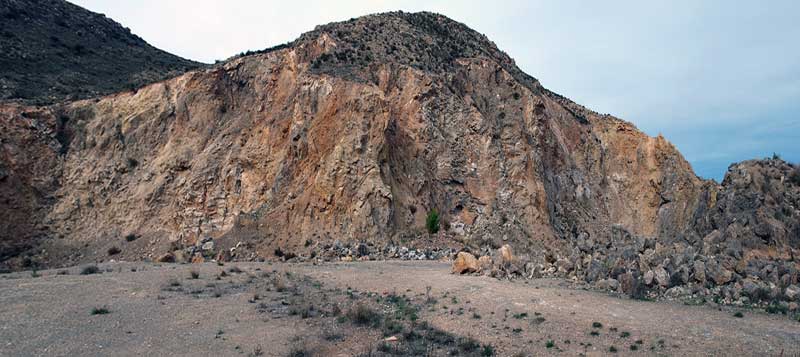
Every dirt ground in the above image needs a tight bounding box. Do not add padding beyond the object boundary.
[1,261,798,356]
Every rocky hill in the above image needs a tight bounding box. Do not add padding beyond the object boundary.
[0,11,797,307]
[0,0,202,104]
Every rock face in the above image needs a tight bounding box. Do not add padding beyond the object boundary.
[0,10,798,295]
[0,0,201,104]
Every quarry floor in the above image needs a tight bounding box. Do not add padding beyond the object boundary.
[1,261,798,356]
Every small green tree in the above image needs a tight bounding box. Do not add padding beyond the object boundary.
[426,209,440,234]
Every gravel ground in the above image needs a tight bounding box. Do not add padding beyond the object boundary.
[1,261,798,356]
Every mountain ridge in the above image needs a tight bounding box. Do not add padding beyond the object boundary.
[0,0,203,104]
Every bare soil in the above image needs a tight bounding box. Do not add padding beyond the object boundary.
[1,261,798,356]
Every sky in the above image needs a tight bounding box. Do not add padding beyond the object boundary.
[71,0,800,181]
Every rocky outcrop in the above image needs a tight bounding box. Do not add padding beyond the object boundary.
[0,10,797,300]
[452,252,479,274]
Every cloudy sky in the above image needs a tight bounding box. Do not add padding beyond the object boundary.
[72,0,799,180]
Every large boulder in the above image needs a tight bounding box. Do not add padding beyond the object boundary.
[644,270,655,285]
[706,259,733,285]
[693,260,706,284]
[618,272,646,299]
[156,252,176,263]
[597,278,619,291]
[654,266,670,287]
[786,285,800,301]
[498,244,515,265]
[477,256,493,273]
[452,252,480,274]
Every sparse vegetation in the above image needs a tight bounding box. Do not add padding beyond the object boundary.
[107,246,121,256]
[592,321,603,328]
[609,346,618,353]
[545,340,555,348]
[91,307,109,315]
[734,311,744,318]
[80,265,100,275]
[347,303,382,326]
[125,233,138,242]
[189,270,200,279]
[765,303,789,315]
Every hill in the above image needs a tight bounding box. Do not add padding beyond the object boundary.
[0,0,202,104]
[0,11,797,307]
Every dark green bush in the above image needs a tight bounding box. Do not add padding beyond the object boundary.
[80,265,100,275]
[426,209,440,234]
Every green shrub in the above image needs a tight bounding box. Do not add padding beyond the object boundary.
[426,209,440,234]
[347,303,381,326]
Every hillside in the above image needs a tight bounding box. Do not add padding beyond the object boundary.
[0,11,797,307]
[0,0,202,104]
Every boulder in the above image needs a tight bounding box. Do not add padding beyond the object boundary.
[693,260,706,284]
[706,260,733,285]
[156,252,175,263]
[215,249,231,262]
[191,253,205,264]
[785,285,800,301]
[201,240,215,252]
[741,279,762,299]
[644,270,655,285]
[556,258,574,273]
[597,278,619,291]
[585,259,607,283]
[618,272,645,299]
[654,266,670,287]
[498,244,515,265]
[664,286,688,299]
[478,256,493,273]
[452,252,479,274]
[357,243,369,257]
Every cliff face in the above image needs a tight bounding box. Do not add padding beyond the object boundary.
[0,12,796,281]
